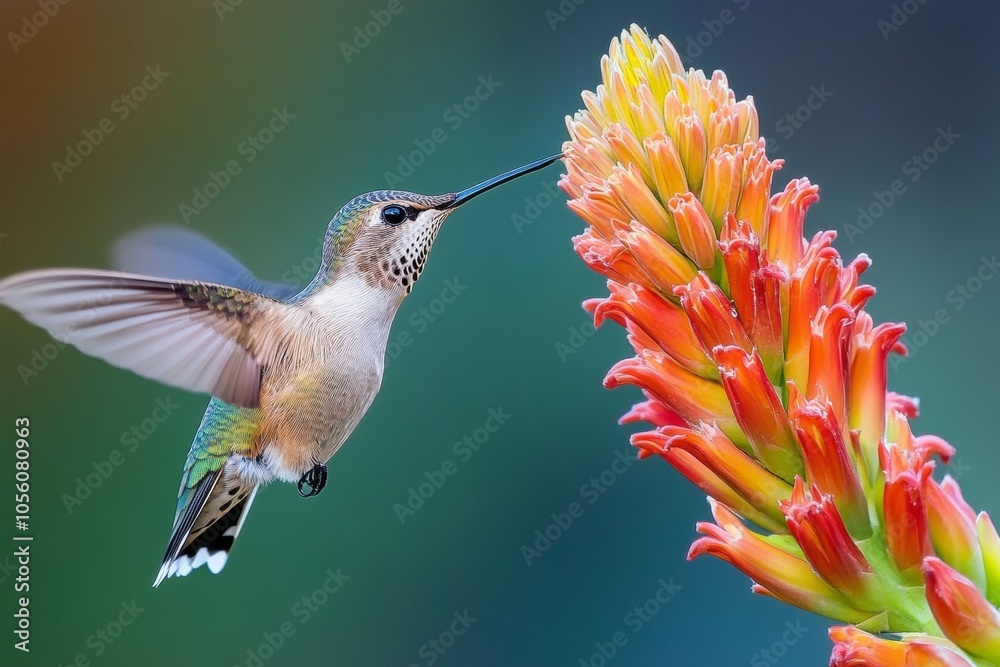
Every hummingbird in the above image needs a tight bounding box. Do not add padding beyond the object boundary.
[0,154,561,586]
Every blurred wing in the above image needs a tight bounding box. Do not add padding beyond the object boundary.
[112,225,298,301]
[0,268,290,407]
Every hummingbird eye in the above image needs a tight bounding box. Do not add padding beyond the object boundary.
[381,205,409,226]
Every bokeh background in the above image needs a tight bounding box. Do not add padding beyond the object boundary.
[2,1,998,665]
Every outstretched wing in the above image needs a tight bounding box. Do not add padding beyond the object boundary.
[0,268,291,407]
[112,225,299,301]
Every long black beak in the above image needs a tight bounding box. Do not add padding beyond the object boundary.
[438,154,563,210]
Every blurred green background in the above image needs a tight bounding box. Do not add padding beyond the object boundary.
[1,1,998,665]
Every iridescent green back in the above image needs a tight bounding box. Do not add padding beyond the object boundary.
[174,398,261,521]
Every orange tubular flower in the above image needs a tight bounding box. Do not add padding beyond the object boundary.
[593,282,716,378]
[789,394,869,538]
[767,178,818,271]
[923,475,987,589]
[561,24,1000,665]
[668,193,718,270]
[924,558,1000,662]
[849,316,908,476]
[828,627,975,667]
[633,423,791,532]
[617,390,685,430]
[780,480,877,605]
[689,500,870,624]
[880,444,933,582]
[604,350,737,435]
[979,513,1000,607]
[714,345,802,481]
[718,215,784,383]
[654,444,784,533]
[676,273,754,355]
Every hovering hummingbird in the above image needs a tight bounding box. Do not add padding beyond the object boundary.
[0,154,561,586]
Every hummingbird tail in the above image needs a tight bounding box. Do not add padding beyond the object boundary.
[153,463,258,587]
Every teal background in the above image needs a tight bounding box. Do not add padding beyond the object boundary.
[1,1,998,665]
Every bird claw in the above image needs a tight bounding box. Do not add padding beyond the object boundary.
[297,462,328,498]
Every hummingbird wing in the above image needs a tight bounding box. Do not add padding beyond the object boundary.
[111,225,299,301]
[0,268,293,407]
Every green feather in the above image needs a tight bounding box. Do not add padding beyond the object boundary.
[174,398,260,521]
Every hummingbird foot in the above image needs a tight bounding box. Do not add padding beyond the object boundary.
[297,462,328,498]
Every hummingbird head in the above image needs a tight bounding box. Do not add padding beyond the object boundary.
[321,154,561,296]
